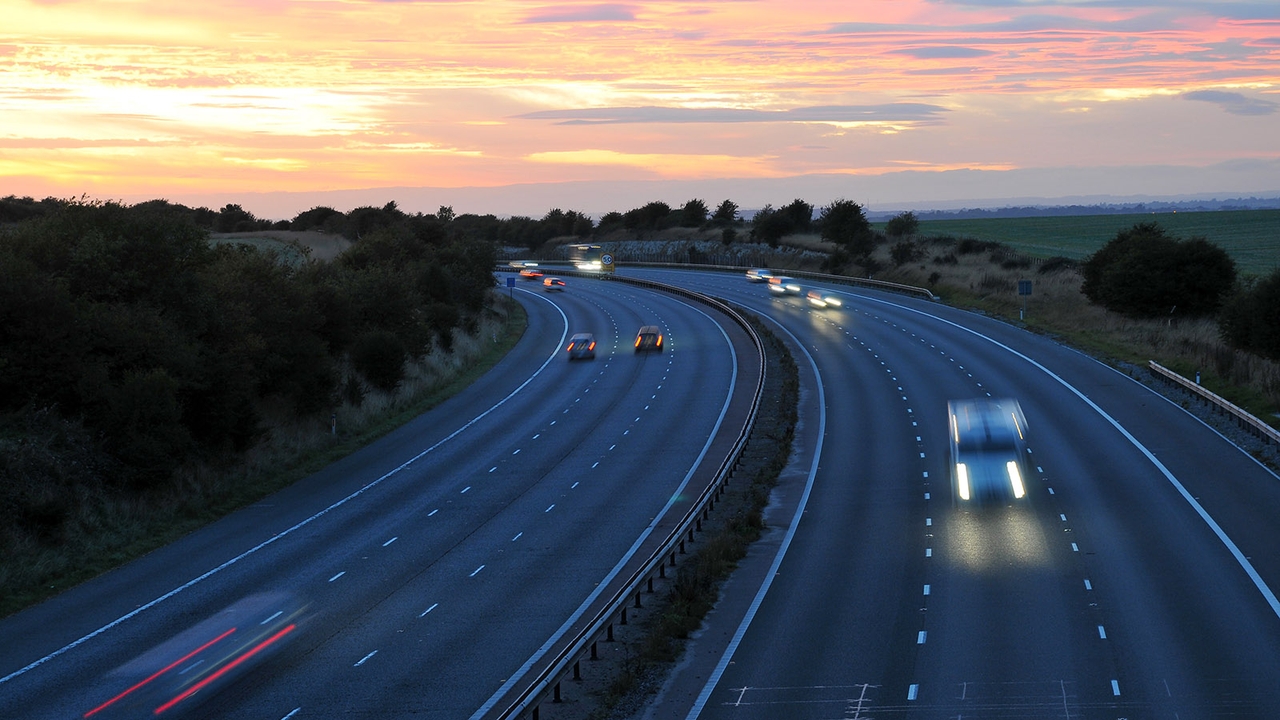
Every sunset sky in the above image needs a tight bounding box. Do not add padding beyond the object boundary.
[3,0,1279,218]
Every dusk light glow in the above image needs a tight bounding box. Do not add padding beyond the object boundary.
[3,0,1277,215]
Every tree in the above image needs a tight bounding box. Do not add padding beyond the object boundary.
[885,211,919,238]
[679,199,708,228]
[291,206,342,231]
[818,199,874,257]
[623,201,672,232]
[596,211,624,236]
[351,329,407,392]
[215,204,258,233]
[1220,268,1280,361]
[1081,222,1236,318]
[780,199,813,233]
[749,205,784,247]
[711,199,739,227]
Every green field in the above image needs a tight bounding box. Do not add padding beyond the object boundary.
[900,209,1280,276]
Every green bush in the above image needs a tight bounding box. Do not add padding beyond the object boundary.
[351,330,407,392]
[1220,268,1280,361]
[1081,222,1236,318]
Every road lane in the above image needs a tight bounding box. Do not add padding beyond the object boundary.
[627,267,1280,719]
[0,276,758,720]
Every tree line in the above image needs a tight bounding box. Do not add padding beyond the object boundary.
[0,198,496,492]
[2,195,917,257]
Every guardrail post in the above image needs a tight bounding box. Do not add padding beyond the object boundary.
[647,577,655,593]
[591,641,599,659]
[635,592,643,609]
[607,623,615,641]
[621,607,628,625]
[553,682,562,703]
[574,660,581,680]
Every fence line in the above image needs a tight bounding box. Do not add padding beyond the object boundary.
[1149,361,1280,445]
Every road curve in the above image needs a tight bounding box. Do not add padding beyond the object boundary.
[0,274,759,720]
[626,267,1280,720]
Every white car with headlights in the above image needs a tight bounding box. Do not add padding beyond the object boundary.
[806,289,842,308]
[767,276,802,294]
[948,398,1029,506]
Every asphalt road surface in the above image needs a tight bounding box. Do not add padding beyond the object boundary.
[627,268,1280,720]
[0,273,757,720]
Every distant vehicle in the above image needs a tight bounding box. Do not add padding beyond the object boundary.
[806,289,843,308]
[634,325,664,352]
[570,244,612,272]
[508,260,538,269]
[768,276,802,294]
[948,398,1030,506]
[745,268,773,283]
[519,267,543,280]
[543,277,566,291]
[567,333,596,360]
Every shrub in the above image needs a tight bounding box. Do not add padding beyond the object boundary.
[351,330,407,392]
[957,237,1000,255]
[1081,222,1236,318]
[1220,268,1280,361]
[1038,256,1077,275]
[890,241,924,266]
[885,211,919,238]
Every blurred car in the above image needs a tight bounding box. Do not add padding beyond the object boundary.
[543,277,566,291]
[806,289,843,308]
[767,276,802,294]
[634,325,664,352]
[745,268,774,283]
[519,267,543,280]
[948,398,1030,506]
[567,332,596,360]
[83,592,307,719]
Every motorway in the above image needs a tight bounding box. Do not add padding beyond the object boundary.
[0,273,758,719]
[4,265,1279,720]
[626,268,1280,720]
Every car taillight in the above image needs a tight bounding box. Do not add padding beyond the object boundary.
[588,342,595,350]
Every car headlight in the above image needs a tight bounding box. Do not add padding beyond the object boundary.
[1007,460,1026,499]
[956,463,970,501]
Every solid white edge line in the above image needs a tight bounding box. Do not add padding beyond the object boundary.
[470,294,740,720]
[857,293,1280,620]
[0,289,571,686]
[684,318,824,719]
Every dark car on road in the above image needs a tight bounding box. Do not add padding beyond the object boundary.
[634,325,664,352]
[567,333,596,360]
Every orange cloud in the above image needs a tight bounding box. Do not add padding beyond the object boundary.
[1,0,1277,204]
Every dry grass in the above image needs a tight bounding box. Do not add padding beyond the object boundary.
[210,230,352,263]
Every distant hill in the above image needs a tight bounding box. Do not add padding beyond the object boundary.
[864,196,1280,222]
